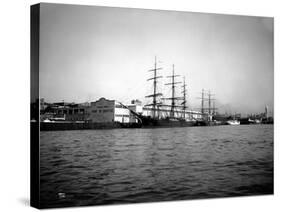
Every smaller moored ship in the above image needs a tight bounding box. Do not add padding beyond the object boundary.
[226,119,240,125]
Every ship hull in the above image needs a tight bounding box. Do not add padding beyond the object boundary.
[40,117,196,131]
[139,116,195,128]
[194,120,225,126]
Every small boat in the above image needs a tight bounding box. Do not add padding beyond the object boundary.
[254,119,261,124]
[43,119,53,123]
[226,120,240,125]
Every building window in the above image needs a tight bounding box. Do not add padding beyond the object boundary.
[115,104,124,108]
[115,114,129,118]
[92,110,97,113]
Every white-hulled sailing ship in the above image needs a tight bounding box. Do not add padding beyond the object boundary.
[138,57,196,127]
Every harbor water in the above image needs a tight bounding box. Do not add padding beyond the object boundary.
[39,125,273,208]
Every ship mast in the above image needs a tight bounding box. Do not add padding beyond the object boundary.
[201,89,205,114]
[213,100,216,116]
[208,90,216,120]
[164,64,181,118]
[198,89,217,120]
[182,76,187,119]
[145,56,163,119]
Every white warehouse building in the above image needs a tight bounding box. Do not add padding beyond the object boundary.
[87,98,141,123]
[87,97,203,124]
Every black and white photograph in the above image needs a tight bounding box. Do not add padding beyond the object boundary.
[30,2,273,209]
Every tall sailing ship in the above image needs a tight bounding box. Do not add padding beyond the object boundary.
[138,57,196,127]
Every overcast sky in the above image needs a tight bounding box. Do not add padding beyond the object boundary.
[39,3,273,115]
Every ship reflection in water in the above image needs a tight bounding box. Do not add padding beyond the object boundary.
[40,125,273,208]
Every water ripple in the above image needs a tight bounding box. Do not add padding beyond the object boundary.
[40,125,273,208]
